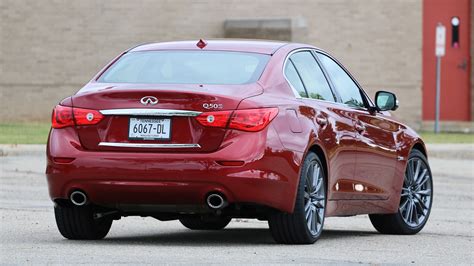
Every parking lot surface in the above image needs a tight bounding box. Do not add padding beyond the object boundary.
[0,145,473,264]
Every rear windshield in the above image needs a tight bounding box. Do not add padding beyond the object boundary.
[98,51,270,85]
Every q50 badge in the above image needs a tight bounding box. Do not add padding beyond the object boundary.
[203,103,223,110]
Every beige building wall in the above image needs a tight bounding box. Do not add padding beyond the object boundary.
[0,0,422,128]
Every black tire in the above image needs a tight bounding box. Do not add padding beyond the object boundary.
[179,216,231,230]
[369,149,433,234]
[54,205,113,240]
[268,152,326,244]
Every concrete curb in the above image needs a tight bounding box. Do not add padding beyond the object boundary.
[1,143,472,159]
[0,144,45,157]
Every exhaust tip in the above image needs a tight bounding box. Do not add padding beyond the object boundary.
[206,193,226,210]
[70,190,87,206]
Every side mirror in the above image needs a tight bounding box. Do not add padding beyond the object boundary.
[375,91,399,111]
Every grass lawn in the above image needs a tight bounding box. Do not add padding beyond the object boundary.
[0,123,51,144]
[419,131,473,144]
[0,123,472,144]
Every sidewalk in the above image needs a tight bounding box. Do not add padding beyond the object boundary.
[425,143,473,160]
[1,143,472,159]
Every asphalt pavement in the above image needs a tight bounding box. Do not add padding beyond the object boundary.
[0,144,472,265]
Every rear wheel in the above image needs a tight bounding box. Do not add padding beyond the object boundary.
[369,149,433,234]
[54,205,113,240]
[268,152,326,244]
[179,216,231,230]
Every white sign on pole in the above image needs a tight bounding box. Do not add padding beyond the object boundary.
[434,23,445,133]
[435,24,446,57]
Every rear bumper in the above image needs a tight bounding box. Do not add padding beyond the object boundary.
[46,126,303,213]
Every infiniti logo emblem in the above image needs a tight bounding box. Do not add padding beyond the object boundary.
[140,96,158,106]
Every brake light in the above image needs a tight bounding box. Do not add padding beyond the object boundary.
[196,108,278,132]
[51,105,104,129]
[229,108,279,132]
[52,105,74,128]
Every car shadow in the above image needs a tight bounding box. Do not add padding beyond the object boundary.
[100,228,379,246]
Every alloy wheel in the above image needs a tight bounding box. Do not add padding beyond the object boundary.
[304,160,325,236]
[399,157,433,228]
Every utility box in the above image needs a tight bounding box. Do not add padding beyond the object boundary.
[224,18,307,42]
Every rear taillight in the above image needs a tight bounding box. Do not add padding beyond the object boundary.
[195,111,232,128]
[73,107,104,126]
[51,105,104,129]
[229,108,279,132]
[52,105,74,128]
[196,108,278,132]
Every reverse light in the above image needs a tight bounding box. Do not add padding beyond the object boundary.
[196,111,232,128]
[51,105,104,129]
[196,108,278,132]
[73,107,104,125]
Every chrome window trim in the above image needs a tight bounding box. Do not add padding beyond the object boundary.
[300,96,368,110]
[98,142,201,149]
[100,108,202,117]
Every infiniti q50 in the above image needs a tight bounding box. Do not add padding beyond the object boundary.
[46,40,433,244]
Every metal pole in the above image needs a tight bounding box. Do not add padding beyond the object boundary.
[434,56,441,134]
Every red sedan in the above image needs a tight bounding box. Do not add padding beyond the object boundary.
[46,40,433,244]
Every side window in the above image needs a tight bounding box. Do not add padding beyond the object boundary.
[284,61,308,98]
[317,53,365,108]
[290,51,335,102]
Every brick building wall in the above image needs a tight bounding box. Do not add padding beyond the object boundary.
[0,0,422,128]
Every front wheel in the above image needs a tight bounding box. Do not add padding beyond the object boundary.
[268,152,326,244]
[369,149,433,234]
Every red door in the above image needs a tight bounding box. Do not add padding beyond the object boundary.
[352,110,399,200]
[422,0,471,121]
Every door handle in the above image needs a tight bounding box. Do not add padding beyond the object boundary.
[457,58,467,70]
[355,121,366,133]
[315,115,328,126]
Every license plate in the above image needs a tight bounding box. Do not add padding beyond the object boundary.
[128,117,171,140]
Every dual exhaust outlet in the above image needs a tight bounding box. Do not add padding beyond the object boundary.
[69,190,227,210]
[70,190,88,206]
[206,193,227,210]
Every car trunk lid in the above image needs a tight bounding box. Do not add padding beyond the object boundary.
[72,83,262,152]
